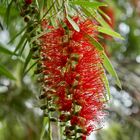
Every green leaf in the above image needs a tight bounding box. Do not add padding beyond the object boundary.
[98,26,124,40]
[40,117,49,140]
[66,15,80,32]
[38,0,46,19]
[24,61,37,76]
[102,52,121,88]
[83,8,124,40]
[81,7,94,18]
[71,1,107,8]
[19,40,28,56]
[81,7,115,38]
[22,50,33,76]
[85,34,104,51]
[0,43,16,55]
[0,64,16,80]
[82,8,111,29]
[35,0,39,9]
[95,12,111,28]
[98,8,111,21]
[102,72,111,100]
[8,26,27,44]
[30,30,50,43]
[4,0,13,26]
[14,33,27,55]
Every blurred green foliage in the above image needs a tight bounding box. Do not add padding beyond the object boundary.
[96,0,140,140]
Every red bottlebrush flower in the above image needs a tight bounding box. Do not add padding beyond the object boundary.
[39,17,107,139]
[58,98,72,111]
[25,0,32,5]
[70,115,79,126]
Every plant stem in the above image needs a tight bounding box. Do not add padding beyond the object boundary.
[48,117,52,140]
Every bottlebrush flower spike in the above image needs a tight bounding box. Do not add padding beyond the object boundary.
[39,17,108,139]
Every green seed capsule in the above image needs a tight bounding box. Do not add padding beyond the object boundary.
[32,54,40,59]
[76,129,84,133]
[34,69,42,74]
[64,129,74,137]
[49,107,56,112]
[24,16,30,22]
[31,46,38,52]
[70,53,80,61]
[20,10,26,17]
[66,126,75,131]
[39,93,47,99]
[31,7,38,14]
[40,105,47,110]
[50,117,57,122]
[24,9,30,15]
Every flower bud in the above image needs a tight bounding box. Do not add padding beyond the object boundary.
[24,16,30,22]
[70,53,80,61]
[32,54,40,59]
[20,10,26,17]
[76,129,84,133]
[31,7,38,14]
[34,68,42,74]
[48,107,56,112]
[66,125,75,131]
[64,129,74,137]
[31,46,38,52]
[39,93,47,99]
[40,105,47,110]
[50,117,57,122]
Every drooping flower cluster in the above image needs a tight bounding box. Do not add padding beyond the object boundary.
[39,17,107,139]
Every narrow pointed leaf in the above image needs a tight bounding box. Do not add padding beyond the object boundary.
[66,15,80,32]
[102,52,121,88]
[98,9,111,21]
[40,117,49,140]
[102,72,111,100]
[85,34,104,51]
[30,30,50,43]
[0,64,16,80]
[8,26,27,44]
[98,26,124,40]
[24,61,37,75]
[22,50,33,76]
[14,34,27,55]
[71,1,107,8]
[82,8,111,29]
[19,40,28,56]
[0,43,17,55]
[4,0,13,26]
